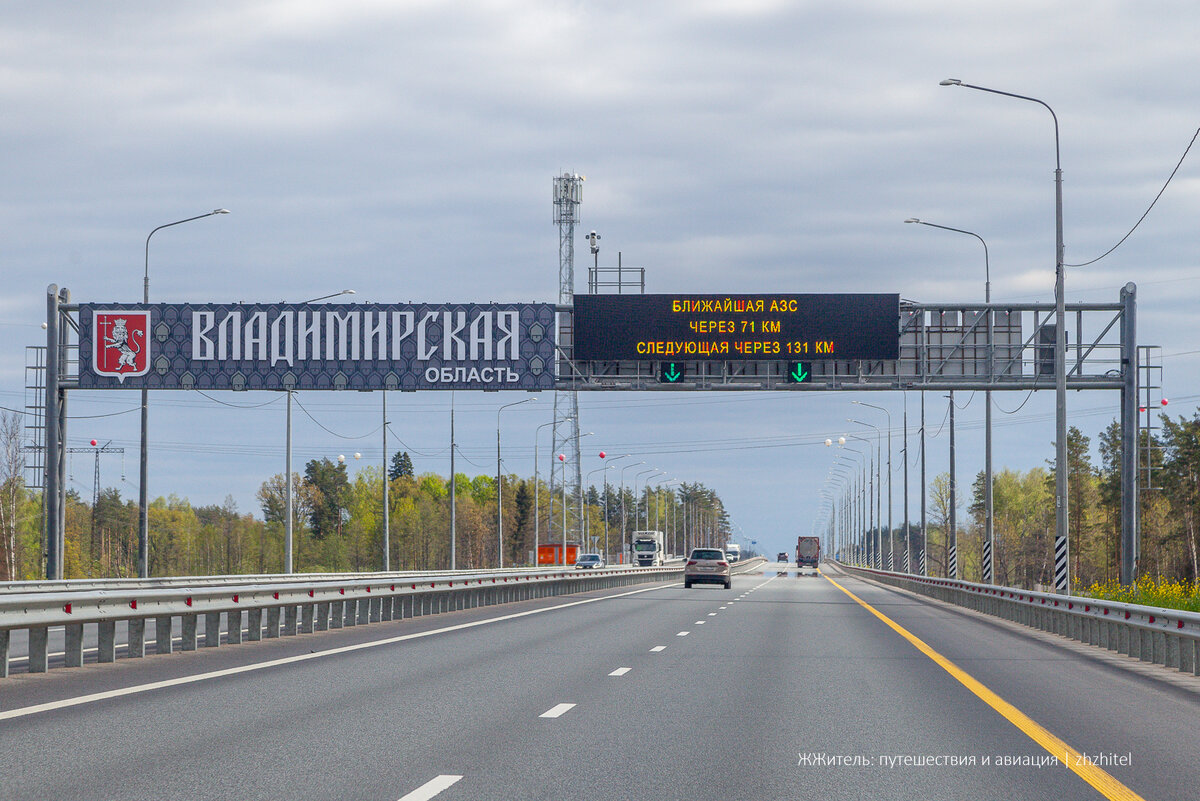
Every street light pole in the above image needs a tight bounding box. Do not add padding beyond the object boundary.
[618,461,646,563]
[905,218,993,582]
[941,77,1067,593]
[534,417,568,566]
[602,454,631,563]
[497,398,535,568]
[140,209,229,578]
[284,289,355,574]
[853,400,894,570]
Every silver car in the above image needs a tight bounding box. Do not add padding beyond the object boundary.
[683,547,731,589]
[574,553,606,569]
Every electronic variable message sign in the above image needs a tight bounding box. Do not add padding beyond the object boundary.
[77,302,556,391]
[572,294,899,362]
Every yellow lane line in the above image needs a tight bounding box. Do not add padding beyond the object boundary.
[823,573,1145,801]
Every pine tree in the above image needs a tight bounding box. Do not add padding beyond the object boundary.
[389,451,414,481]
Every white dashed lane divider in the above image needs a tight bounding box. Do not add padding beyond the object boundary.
[397,774,462,801]
[539,703,576,719]
[608,667,631,676]
[650,646,666,652]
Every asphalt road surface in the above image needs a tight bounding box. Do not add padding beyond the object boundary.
[1,563,1196,800]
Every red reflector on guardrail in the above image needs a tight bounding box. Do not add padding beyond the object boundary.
[273,592,279,600]
[309,590,314,597]
[64,603,71,614]
[185,597,192,606]
[233,594,239,603]
[130,600,137,610]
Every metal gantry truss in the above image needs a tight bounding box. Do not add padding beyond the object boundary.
[557,284,1143,584]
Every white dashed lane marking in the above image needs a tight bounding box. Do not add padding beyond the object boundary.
[397,775,463,801]
[608,667,632,676]
[539,703,576,719]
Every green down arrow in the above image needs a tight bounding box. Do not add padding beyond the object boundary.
[790,363,809,382]
[664,363,682,382]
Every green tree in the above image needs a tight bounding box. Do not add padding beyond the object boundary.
[389,451,415,482]
[304,457,351,541]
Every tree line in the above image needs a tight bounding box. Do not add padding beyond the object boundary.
[847,416,1199,589]
[0,413,731,579]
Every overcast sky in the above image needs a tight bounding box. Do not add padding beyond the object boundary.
[3,2,1198,558]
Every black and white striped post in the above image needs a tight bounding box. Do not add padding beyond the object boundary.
[948,544,958,580]
[982,539,993,584]
[1055,535,1069,593]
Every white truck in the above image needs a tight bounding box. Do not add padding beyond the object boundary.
[631,530,665,566]
[724,543,741,563]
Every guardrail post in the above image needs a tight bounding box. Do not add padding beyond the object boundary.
[155,615,173,655]
[329,600,344,628]
[301,604,314,633]
[266,607,281,637]
[181,614,198,650]
[98,620,116,662]
[204,612,221,647]
[65,623,84,667]
[246,609,262,641]
[357,599,370,625]
[0,629,9,678]
[283,606,298,636]
[128,618,146,658]
[28,626,48,672]
[226,610,243,645]
[315,602,329,631]
[381,596,393,621]
[369,597,381,622]
[1166,633,1180,671]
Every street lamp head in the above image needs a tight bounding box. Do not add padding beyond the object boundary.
[213,209,231,215]
[838,436,846,446]
[824,438,832,447]
[939,78,962,86]
[904,218,921,224]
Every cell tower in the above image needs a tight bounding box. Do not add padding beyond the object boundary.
[550,173,584,559]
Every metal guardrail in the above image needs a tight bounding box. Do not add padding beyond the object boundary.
[836,562,1200,676]
[0,565,683,678]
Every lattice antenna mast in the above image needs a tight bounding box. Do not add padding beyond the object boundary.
[551,173,584,560]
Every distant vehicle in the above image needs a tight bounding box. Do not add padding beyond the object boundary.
[574,553,605,569]
[724,543,741,563]
[631,530,665,566]
[684,547,731,589]
[777,552,788,563]
[795,536,821,571]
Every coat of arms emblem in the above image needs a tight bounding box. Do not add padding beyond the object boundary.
[93,311,150,382]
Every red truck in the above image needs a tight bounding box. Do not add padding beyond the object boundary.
[795,536,821,571]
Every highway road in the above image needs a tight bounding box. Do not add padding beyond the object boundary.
[1,563,1196,800]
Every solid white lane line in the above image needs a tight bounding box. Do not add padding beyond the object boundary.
[650,646,666,652]
[0,583,673,722]
[677,631,689,636]
[397,775,463,801]
[540,703,576,718]
[608,667,631,676]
